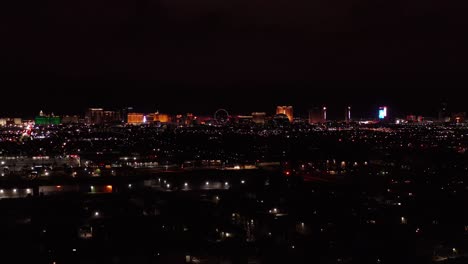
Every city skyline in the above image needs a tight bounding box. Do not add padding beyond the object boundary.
[0,86,465,119]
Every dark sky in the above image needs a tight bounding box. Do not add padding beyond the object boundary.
[1,0,467,118]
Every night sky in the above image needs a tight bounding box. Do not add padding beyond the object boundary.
[1,0,467,118]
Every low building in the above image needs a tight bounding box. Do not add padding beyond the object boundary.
[35,116,60,125]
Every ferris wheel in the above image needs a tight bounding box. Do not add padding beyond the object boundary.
[214,109,229,123]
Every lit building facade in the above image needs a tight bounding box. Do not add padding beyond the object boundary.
[276,106,293,122]
[0,118,22,126]
[35,111,60,125]
[252,112,266,124]
[86,108,120,124]
[127,113,145,124]
[147,112,171,123]
[155,113,170,123]
[13,118,22,125]
[86,108,104,124]
[35,116,61,125]
[378,106,388,120]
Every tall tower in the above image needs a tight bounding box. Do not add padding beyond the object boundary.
[345,106,351,122]
[323,106,327,122]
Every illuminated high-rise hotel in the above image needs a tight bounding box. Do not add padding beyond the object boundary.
[378,106,387,120]
[276,106,293,122]
[86,108,120,124]
[86,108,104,124]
